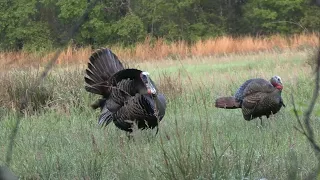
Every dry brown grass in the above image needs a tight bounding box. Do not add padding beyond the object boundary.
[157,71,184,100]
[0,33,318,69]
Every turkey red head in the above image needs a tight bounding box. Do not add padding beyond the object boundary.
[140,71,157,95]
[270,75,283,90]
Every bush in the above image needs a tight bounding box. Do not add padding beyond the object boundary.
[0,70,54,114]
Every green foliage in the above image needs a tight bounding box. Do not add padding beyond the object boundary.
[113,14,146,45]
[242,0,305,34]
[300,1,320,31]
[56,0,87,22]
[0,0,55,51]
[0,0,320,50]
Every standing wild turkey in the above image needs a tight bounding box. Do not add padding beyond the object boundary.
[215,76,285,123]
[84,48,166,134]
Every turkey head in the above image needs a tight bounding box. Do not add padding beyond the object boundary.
[270,75,283,90]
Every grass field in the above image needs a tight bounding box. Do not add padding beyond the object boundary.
[0,49,320,179]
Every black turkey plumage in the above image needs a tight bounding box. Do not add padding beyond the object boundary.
[215,76,285,122]
[85,48,166,133]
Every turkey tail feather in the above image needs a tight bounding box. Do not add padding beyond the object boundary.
[215,97,241,109]
[85,48,124,95]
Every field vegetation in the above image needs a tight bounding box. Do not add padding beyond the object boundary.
[0,35,320,179]
[0,33,319,67]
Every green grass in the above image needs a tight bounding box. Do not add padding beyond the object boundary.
[0,50,319,179]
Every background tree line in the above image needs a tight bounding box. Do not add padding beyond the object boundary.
[0,0,319,52]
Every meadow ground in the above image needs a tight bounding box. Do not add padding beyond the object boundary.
[0,49,320,179]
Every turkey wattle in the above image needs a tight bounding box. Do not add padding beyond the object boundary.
[215,76,285,121]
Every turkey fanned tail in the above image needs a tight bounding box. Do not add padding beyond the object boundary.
[85,48,124,95]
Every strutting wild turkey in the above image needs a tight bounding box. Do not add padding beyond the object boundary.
[84,48,167,135]
[215,76,285,124]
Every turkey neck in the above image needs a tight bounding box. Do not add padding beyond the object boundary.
[151,93,166,119]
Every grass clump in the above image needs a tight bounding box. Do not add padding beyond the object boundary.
[0,70,54,114]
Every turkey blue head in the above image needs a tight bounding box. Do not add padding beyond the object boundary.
[270,75,283,90]
[140,71,157,95]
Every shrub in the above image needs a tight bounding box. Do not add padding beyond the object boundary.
[0,70,54,114]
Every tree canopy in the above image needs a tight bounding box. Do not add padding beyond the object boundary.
[0,0,319,51]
